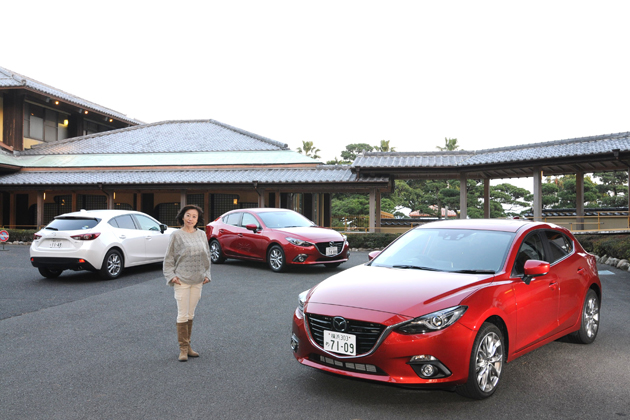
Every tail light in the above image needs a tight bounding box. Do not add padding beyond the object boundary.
[33,234,42,240]
[71,233,101,241]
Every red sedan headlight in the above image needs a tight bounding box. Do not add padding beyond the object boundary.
[396,306,468,334]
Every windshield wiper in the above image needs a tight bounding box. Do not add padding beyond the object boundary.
[451,269,496,274]
[45,227,58,231]
[392,265,442,272]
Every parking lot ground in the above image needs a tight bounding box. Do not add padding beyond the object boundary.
[1,244,629,420]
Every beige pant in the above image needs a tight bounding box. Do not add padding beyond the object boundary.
[174,282,203,323]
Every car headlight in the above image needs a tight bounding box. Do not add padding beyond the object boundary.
[286,237,314,247]
[297,290,309,315]
[396,306,467,335]
[341,234,348,242]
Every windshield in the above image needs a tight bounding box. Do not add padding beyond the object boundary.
[257,211,315,229]
[371,228,515,273]
[45,217,100,231]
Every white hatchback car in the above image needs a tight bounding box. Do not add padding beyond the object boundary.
[30,210,174,279]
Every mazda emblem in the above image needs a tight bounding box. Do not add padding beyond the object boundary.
[329,241,335,247]
[332,316,347,332]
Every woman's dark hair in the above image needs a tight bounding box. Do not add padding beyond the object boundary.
[176,204,204,227]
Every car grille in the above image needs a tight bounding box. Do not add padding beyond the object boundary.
[308,353,387,375]
[307,314,386,355]
[315,241,344,256]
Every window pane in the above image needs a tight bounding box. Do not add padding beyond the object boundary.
[114,215,137,229]
[135,214,160,231]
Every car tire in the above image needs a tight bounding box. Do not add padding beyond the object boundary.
[267,245,287,272]
[210,240,226,264]
[38,267,63,278]
[456,322,504,400]
[99,249,123,280]
[571,289,600,344]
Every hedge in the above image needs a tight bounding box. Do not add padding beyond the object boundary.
[576,234,630,261]
[345,232,403,249]
[0,229,36,243]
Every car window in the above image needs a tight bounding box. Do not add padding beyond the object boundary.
[135,214,161,231]
[225,212,242,226]
[241,212,260,228]
[45,217,100,231]
[257,211,314,228]
[111,214,137,230]
[370,228,514,273]
[545,230,573,263]
[513,232,547,276]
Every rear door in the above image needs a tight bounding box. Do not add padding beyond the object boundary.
[235,212,267,260]
[217,212,242,257]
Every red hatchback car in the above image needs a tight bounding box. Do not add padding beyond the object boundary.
[206,208,349,272]
[291,219,602,399]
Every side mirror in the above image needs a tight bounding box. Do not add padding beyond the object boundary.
[522,259,550,285]
[368,250,381,261]
[160,224,168,234]
[245,223,259,233]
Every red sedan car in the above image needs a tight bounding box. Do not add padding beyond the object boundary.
[206,208,349,272]
[291,219,601,399]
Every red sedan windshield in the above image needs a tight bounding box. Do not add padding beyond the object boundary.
[371,228,515,273]
[257,211,316,229]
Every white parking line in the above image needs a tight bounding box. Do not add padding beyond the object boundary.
[598,270,615,275]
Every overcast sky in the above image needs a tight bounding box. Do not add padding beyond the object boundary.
[4,1,630,179]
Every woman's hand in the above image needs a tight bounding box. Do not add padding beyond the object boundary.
[203,277,211,284]
[171,277,182,285]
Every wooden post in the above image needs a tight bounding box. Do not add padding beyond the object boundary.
[533,168,543,221]
[459,173,467,219]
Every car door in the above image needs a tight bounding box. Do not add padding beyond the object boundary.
[133,214,169,262]
[218,212,242,257]
[543,230,584,331]
[109,214,145,265]
[511,230,560,353]
[236,212,267,260]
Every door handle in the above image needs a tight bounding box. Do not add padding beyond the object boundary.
[119,235,126,239]
[549,281,558,291]
[238,234,244,237]
[145,236,152,240]
[577,267,586,275]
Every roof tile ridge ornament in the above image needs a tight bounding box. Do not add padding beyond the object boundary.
[206,119,289,150]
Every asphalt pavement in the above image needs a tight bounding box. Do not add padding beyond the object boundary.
[0,244,629,420]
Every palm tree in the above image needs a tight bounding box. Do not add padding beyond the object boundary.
[297,140,321,159]
[436,138,459,151]
[375,140,396,152]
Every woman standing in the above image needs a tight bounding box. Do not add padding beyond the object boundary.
[163,204,211,362]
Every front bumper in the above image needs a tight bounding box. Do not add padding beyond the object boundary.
[291,306,475,386]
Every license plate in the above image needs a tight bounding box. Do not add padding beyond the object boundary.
[326,246,337,256]
[49,240,62,248]
[324,330,356,356]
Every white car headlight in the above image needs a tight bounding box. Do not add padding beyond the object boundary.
[286,237,314,247]
[396,306,467,335]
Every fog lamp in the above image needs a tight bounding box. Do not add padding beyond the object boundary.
[291,334,299,352]
[293,254,308,262]
[421,364,436,377]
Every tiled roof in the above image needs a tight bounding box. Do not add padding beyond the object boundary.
[0,166,387,186]
[352,132,630,169]
[0,66,142,125]
[18,120,290,155]
[352,151,473,168]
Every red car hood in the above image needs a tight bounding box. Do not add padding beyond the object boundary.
[274,226,344,241]
[306,264,494,318]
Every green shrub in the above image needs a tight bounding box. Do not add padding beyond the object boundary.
[346,233,402,249]
[1,229,37,242]
[577,234,630,260]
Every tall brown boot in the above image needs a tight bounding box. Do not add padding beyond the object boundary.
[177,322,189,362]
[187,319,199,357]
